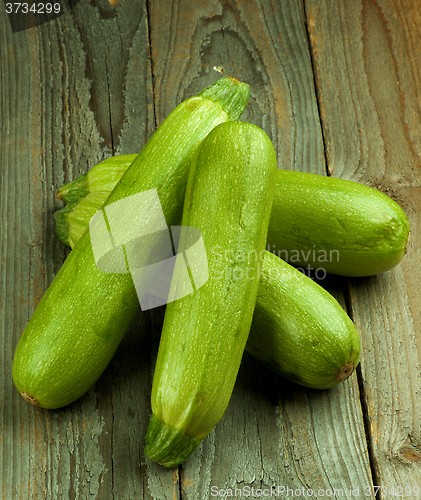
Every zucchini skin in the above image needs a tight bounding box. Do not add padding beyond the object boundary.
[145,121,277,468]
[57,154,138,205]
[57,160,410,277]
[267,170,410,277]
[12,77,250,410]
[53,166,362,391]
[54,191,110,248]
[247,252,361,389]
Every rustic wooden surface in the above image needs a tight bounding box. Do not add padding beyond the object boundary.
[1,0,420,498]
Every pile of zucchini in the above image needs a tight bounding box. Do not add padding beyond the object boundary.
[12,77,410,468]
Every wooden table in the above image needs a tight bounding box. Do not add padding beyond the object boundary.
[1,0,420,498]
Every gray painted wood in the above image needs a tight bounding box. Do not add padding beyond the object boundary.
[1,0,419,498]
[305,0,421,495]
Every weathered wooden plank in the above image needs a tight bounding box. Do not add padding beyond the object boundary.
[1,10,54,500]
[305,0,421,495]
[147,1,372,497]
[1,0,159,498]
[8,0,418,496]
[148,0,326,173]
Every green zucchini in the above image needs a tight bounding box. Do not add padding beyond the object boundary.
[57,154,137,205]
[247,251,360,389]
[52,176,362,391]
[55,191,111,248]
[56,158,410,277]
[12,77,250,409]
[53,176,363,385]
[144,120,277,468]
[54,167,362,393]
[267,170,410,277]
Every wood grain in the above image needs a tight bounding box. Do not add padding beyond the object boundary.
[306,0,421,496]
[3,0,421,497]
[148,0,326,173]
[147,0,371,498]
[1,0,156,498]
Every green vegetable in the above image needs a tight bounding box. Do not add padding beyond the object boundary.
[267,170,410,277]
[144,120,277,468]
[54,165,362,393]
[57,154,137,206]
[247,252,361,389]
[12,76,250,409]
[54,191,110,248]
[53,187,362,390]
[56,159,410,278]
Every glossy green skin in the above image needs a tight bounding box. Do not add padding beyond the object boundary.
[145,121,277,468]
[267,170,410,277]
[52,192,361,393]
[55,163,362,395]
[12,77,250,409]
[247,252,361,389]
[57,161,410,278]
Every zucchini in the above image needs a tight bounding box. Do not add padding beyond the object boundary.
[54,168,361,392]
[55,191,111,248]
[56,159,410,277]
[12,77,250,409]
[144,120,277,468]
[52,186,362,390]
[247,251,361,389]
[57,154,137,205]
[267,170,410,277]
